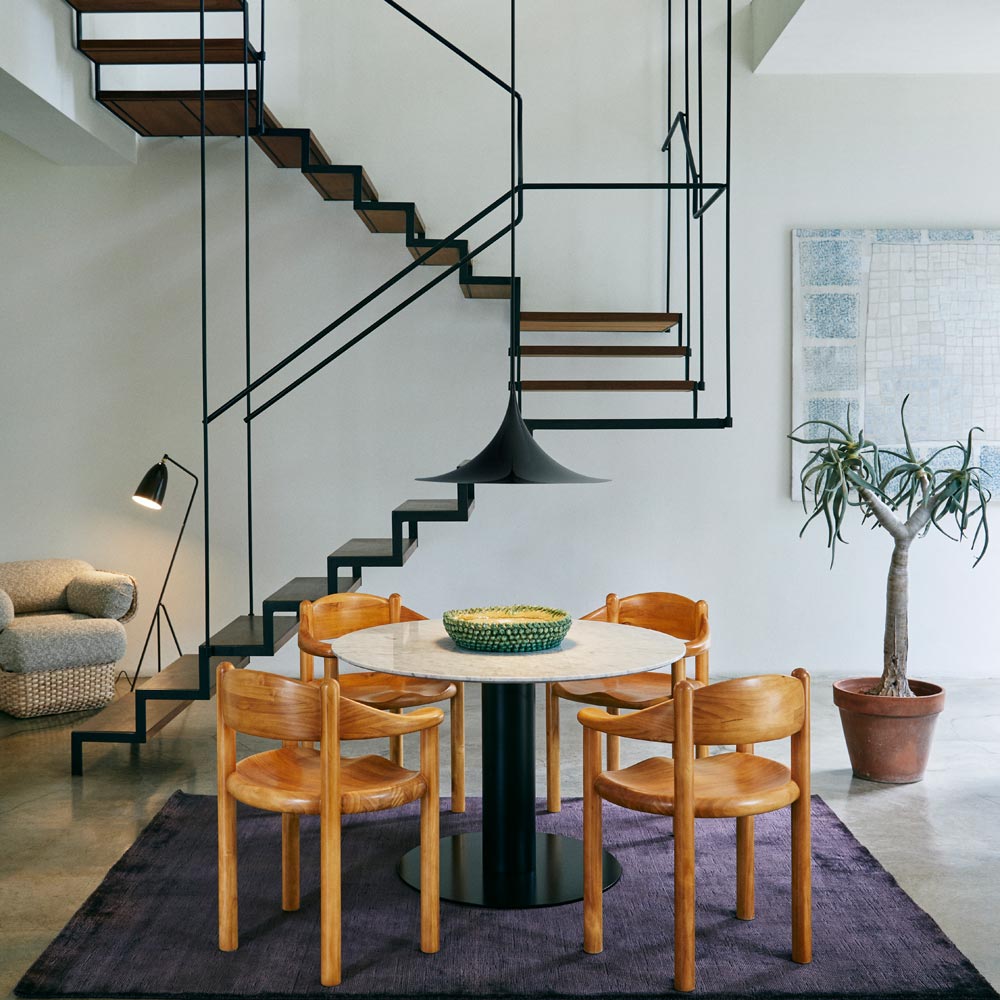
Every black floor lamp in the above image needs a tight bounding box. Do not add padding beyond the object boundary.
[129,454,199,690]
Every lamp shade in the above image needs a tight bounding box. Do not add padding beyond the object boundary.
[417,392,608,484]
[133,461,168,509]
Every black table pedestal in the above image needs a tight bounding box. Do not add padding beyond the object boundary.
[397,682,622,908]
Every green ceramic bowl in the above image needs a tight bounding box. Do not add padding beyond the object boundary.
[442,605,572,653]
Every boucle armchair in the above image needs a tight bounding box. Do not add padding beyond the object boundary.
[0,559,137,718]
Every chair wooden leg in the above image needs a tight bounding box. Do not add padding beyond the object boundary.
[791,668,812,964]
[674,685,696,993]
[606,707,621,772]
[282,813,300,912]
[695,653,711,758]
[389,708,404,766]
[216,679,238,953]
[450,683,466,813]
[736,815,755,920]
[545,683,561,812]
[583,726,603,954]
[791,795,812,963]
[420,726,441,954]
[320,804,342,986]
[217,787,239,952]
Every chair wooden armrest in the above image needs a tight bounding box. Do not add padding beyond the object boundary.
[299,634,334,657]
[337,695,444,740]
[578,701,676,743]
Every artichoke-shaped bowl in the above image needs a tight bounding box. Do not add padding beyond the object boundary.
[442,605,572,653]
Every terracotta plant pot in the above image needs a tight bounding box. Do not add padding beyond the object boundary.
[832,677,945,784]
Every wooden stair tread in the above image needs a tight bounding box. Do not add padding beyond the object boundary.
[328,536,418,564]
[356,203,426,237]
[68,0,242,10]
[519,345,690,357]
[208,614,299,653]
[462,277,513,300]
[97,89,259,137]
[73,690,191,738]
[520,312,681,333]
[519,380,697,392]
[335,576,363,593]
[78,38,259,64]
[138,655,202,693]
[394,499,462,514]
[407,242,466,266]
[262,577,331,611]
[304,165,379,203]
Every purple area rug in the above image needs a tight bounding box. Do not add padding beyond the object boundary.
[15,792,997,999]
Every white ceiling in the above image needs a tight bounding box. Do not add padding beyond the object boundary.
[753,0,1000,74]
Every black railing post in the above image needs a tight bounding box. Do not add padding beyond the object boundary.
[199,0,211,653]
[243,0,254,616]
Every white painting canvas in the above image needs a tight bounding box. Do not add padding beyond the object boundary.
[791,228,1000,500]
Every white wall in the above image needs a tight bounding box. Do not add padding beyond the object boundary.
[0,0,136,163]
[1,0,998,683]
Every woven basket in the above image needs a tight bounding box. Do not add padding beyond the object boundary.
[443,605,571,653]
[0,663,117,719]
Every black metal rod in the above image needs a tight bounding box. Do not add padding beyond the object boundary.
[524,181,724,191]
[242,0,254,616]
[257,0,266,132]
[508,0,517,391]
[697,0,705,392]
[161,604,184,658]
[206,188,515,424]
[725,0,733,422]
[245,219,518,422]
[666,0,673,313]
[684,0,692,384]
[199,1,210,651]
[382,0,516,95]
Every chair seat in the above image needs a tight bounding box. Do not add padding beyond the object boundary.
[311,671,456,709]
[554,671,702,710]
[228,746,427,815]
[595,752,799,818]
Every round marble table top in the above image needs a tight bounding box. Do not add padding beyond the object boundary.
[331,618,686,684]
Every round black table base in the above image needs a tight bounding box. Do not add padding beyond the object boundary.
[398,832,621,908]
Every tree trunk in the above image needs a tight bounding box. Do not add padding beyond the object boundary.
[871,539,914,697]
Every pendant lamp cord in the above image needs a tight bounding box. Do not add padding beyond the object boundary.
[508,0,517,392]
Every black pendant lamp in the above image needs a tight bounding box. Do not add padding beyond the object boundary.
[418,0,607,486]
[418,390,606,483]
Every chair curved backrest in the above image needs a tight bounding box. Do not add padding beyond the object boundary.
[580,592,709,656]
[298,592,427,680]
[300,592,426,645]
[218,666,323,743]
[217,664,441,743]
[581,674,806,746]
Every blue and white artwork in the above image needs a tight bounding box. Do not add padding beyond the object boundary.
[791,229,1000,499]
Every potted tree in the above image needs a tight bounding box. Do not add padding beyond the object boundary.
[791,397,990,783]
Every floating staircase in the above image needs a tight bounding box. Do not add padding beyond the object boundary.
[515,312,725,430]
[67,0,510,299]
[61,0,719,771]
[70,484,474,774]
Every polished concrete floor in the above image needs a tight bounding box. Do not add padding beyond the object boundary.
[1,673,998,998]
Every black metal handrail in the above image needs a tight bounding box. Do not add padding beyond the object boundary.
[661,112,726,218]
[206,186,518,424]
[205,0,522,425]
[245,211,520,422]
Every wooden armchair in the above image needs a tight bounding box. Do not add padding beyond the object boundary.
[580,671,812,992]
[299,591,465,812]
[216,664,442,987]
[545,591,710,811]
